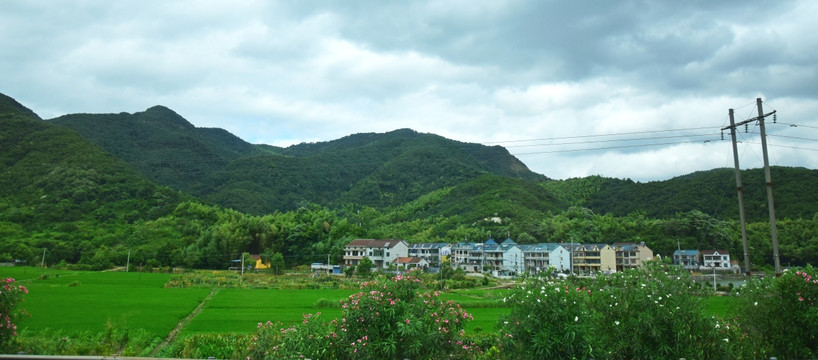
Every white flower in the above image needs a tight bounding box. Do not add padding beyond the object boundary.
[574,316,578,322]
[753,301,758,306]
[723,338,729,343]
[614,321,620,326]
[658,296,662,300]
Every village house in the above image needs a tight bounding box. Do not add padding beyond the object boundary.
[566,243,617,274]
[343,239,408,269]
[672,249,701,269]
[519,243,571,274]
[701,250,731,269]
[407,242,452,267]
[393,257,429,270]
[614,242,654,272]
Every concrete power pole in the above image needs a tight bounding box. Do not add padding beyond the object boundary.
[756,98,782,275]
[721,98,781,275]
[727,108,752,275]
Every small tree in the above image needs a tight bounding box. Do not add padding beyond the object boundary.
[269,252,285,275]
[344,265,355,278]
[356,257,373,278]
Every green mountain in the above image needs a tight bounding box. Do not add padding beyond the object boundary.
[49,106,260,191]
[545,167,818,222]
[49,107,546,214]
[0,92,42,120]
[0,97,184,265]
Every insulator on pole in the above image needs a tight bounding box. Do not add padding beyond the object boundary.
[721,131,724,140]
[773,113,777,123]
[745,123,749,133]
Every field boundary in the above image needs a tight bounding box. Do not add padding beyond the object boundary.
[148,288,218,357]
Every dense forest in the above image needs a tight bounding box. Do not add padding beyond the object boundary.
[1,92,816,271]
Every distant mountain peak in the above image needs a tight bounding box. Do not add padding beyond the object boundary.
[138,105,194,129]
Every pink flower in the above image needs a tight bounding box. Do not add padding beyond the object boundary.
[799,297,804,301]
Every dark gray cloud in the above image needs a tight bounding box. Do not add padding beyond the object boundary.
[1,0,815,181]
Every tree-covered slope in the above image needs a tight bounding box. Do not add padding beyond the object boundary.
[0,92,42,120]
[200,129,547,214]
[553,167,818,222]
[48,106,259,191]
[0,106,185,264]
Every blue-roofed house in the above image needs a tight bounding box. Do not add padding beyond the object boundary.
[520,243,571,274]
[672,249,700,269]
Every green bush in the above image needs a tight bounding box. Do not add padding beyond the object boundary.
[248,270,481,359]
[499,262,759,359]
[174,333,252,360]
[0,277,28,351]
[15,328,160,356]
[734,265,818,358]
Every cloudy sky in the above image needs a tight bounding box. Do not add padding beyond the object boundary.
[3,1,817,181]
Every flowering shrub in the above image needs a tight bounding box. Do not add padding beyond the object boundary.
[499,262,756,359]
[499,279,593,359]
[1,277,28,351]
[248,270,479,359]
[735,265,818,358]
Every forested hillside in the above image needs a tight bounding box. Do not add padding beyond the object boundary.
[49,106,260,191]
[51,109,546,214]
[0,103,185,265]
[544,167,818,222]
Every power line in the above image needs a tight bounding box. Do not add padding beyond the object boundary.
[768,134,818,142]
[511,139,719,156]
[504,132,719,148]
[484,126,721,145]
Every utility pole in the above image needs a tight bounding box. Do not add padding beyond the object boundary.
[756,98,782,275]
[126,250,131,273]
[40,248,46,268]
[721,98,781,275]
[728,108,752,275]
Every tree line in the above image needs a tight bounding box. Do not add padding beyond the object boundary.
[2,199,815,271]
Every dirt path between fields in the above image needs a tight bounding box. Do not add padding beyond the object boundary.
[148,288,219,357]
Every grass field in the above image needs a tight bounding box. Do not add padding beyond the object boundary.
[181,288,355,335]
[1,267,735,341]
[3,267,209,337]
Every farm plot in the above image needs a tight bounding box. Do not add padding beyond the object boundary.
[4,267,209,337]
[181,288,356,335]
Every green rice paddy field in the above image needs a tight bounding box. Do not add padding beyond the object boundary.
[2,267,735,341]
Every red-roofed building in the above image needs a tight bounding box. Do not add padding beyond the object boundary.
[393,257,429,269]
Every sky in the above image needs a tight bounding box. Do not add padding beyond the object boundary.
[2,1,817,182]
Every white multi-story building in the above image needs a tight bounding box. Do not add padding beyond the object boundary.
[520,243,571,274]
[701,250,730,269]
[407,243,452,267]
[343,239,408,269]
